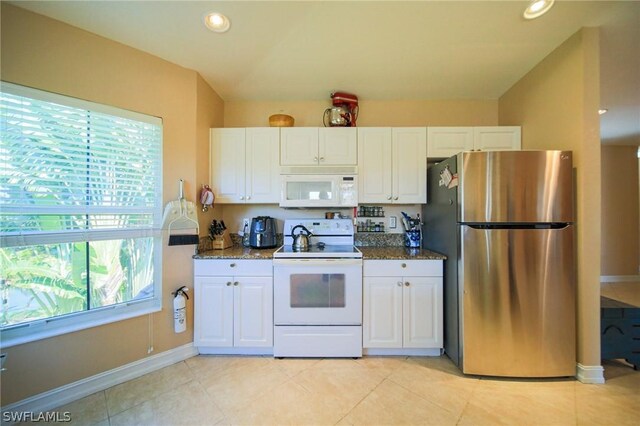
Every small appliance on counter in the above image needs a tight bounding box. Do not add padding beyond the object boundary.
[249,216,277,249]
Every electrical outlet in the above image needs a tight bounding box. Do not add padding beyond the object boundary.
[389,216,397,229]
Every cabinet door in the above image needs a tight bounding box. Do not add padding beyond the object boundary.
[358,128,393,203]
[280,128,319,165]
[474,126,521,151]
[194,276,234,347]
[392,127,427,204]
[319,127,357,165]
[363,277,403,348]
[210,128,246,203]
[233,276,273,347]
[246,127,280,203]
[427,127,474,158]
[403,277,443,348]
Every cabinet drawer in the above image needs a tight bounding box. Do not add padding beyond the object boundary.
[194,259,272,276]
[363,260,442,277]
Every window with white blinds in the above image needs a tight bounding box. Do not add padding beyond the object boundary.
[0,82,163,347]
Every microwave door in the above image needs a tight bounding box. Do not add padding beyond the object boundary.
[280,177,339,207]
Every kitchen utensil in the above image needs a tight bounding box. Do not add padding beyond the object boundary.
[291,224,312,251]
[269,114,294,127]
[163,179,199,246]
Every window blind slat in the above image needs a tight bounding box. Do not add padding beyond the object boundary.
[0,84,163,248]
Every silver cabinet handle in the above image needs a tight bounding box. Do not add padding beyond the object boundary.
[397,281,403,287]
[246,195,251,200]
[319,157,325,161]
[314,156,318,162]
[239,196,244,200]
[226,282,232,286]
[394,196,399,200]
[230,263,236,267]
[401,263,406,268]
[405,282,410,287]
[234,281,239,286]
[387,196,392,200]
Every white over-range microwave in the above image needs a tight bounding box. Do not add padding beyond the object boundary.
[279,167,358,208]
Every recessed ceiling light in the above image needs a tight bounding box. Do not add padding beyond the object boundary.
[598,109,608,115]
[204,12,230,33]
[523,0,555,20]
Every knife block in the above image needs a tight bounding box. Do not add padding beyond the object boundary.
[211,231,232,250]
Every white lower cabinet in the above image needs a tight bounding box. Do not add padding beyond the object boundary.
[194,260,273,354]
[363,260,443,355]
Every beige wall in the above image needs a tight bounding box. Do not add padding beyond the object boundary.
[224,99,498,127]
[499,28,602,367]
[601,145,640,275]
[0,4,224,404]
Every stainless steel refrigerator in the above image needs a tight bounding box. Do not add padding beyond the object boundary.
[423,151,575,377]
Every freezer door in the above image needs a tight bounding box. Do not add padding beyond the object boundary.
[459,151,574,223]
[460,225,575,377]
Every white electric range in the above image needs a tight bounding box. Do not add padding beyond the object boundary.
[273,219,363,358]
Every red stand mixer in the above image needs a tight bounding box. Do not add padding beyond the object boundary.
[323,92,359,127]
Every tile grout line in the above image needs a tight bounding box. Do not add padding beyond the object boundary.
[105,360,196,420]
[333,375,389,426]
[454,378,481,425]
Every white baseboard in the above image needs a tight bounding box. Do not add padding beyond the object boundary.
[197,346,273,356]
[1,343,198,415]
[576,363,605,384]
[600,275,640,283]
[363,348,443,356]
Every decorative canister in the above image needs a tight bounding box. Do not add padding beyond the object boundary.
[405,230,421,248]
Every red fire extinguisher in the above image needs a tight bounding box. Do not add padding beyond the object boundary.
[172,286,189,333]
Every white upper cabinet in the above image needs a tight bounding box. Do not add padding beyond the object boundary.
[280,127,357,166]
[358,127,426,204]
[426,127,474,158]
[427,126,521,159]
[392,128,427,204]
[319,128,358,165]
[210,127,280,204]
[245,128,280,203]
[474,126,522,151]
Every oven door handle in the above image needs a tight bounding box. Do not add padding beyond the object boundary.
[273,259,362,266]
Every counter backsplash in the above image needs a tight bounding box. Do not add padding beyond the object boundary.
[198,231,405,253]
[354,233,405,247]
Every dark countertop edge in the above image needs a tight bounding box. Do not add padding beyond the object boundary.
[358,247,447,260]
[193,246,278,259]
[194,246,446,260]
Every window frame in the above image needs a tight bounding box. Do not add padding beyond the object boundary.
[0,82,163,348]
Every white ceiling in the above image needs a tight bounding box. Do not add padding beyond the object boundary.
[8,0,640,143]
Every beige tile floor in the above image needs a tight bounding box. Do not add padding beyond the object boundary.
[51,355,639,426]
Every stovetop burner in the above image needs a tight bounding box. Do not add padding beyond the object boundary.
[273,244,362,259]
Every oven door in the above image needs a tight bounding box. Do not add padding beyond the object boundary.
[273,258,362,325]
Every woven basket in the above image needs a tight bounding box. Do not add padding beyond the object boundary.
[269,114,294,127]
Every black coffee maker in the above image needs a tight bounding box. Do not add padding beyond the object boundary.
[249,216,277,248]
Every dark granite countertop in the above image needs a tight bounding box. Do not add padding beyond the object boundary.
[194,246,278,260]
[194,245,445,260]
[358,247,446,260]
